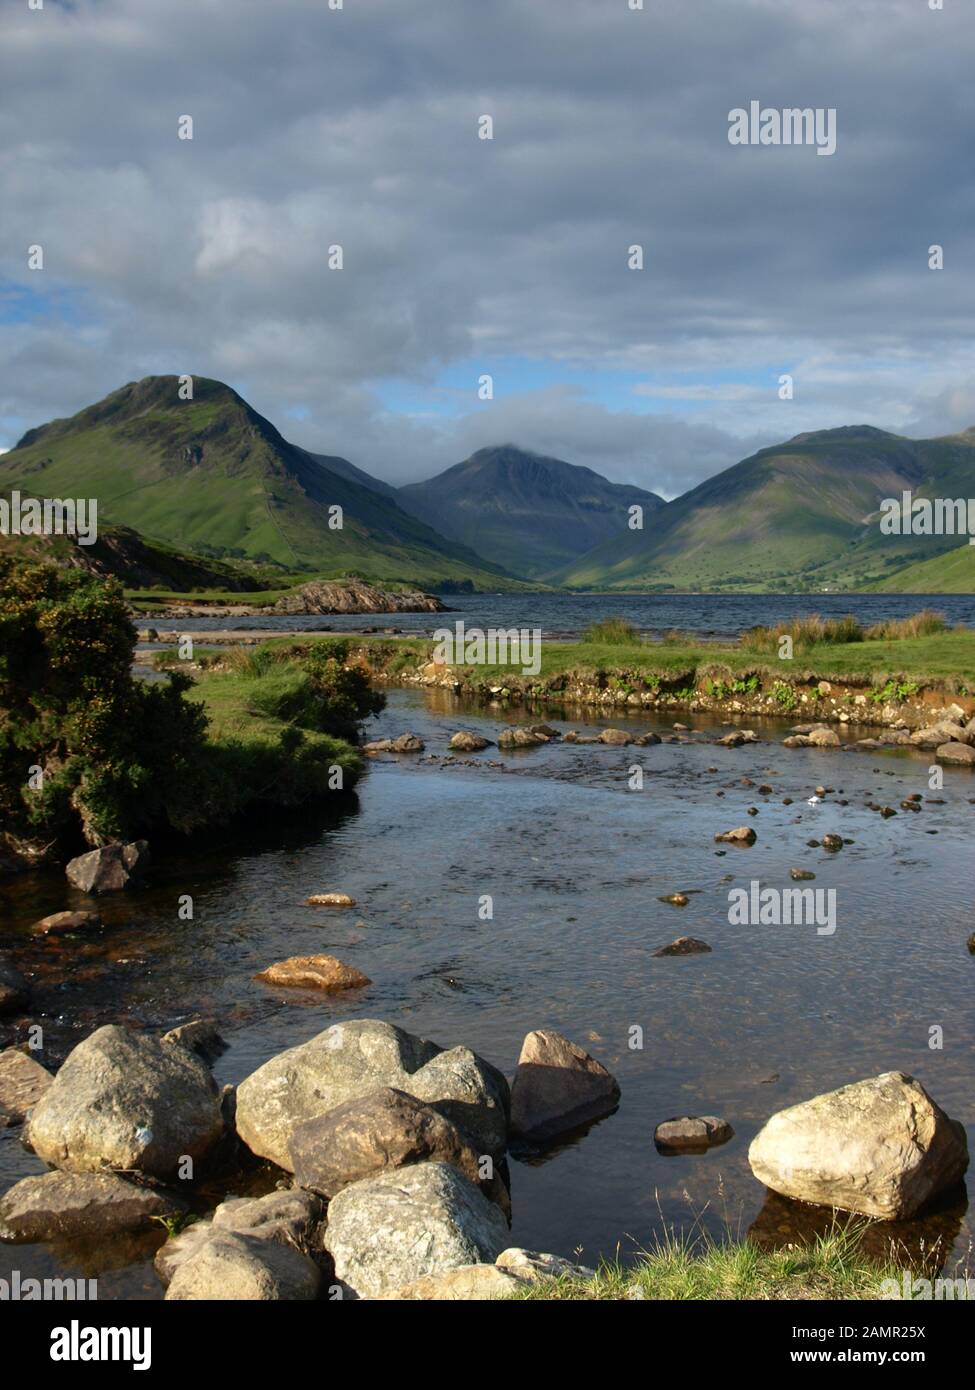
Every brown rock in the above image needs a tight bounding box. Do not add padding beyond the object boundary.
[510,1030,620,1143]
[659,893,689,906]
[255,955,371,992]
[449,731,491,752]
[653,936,712,957]
[306,892,356,907]
[598,728,632,745]
[0,1170,186,1242]
[0,1049,52,1122]
[30,910,102,937]
[654,1115,733,1152]
[714,826,757,845]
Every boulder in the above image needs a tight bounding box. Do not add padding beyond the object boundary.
[807,728,841,748]
[598,728,632,746]
[160,1019,226,1064]
[717,731,746,747]
[653,935,712,957]
[0,1048,52,1122]
[155,1188,323,1287]
[783,735,812,748]
[390,733,424,753]
[449,731,491,752]
[30,910,102,937]
[636,732,662,746]
[821,834,844,851]
[0,1171,186,1242]
[748,1072,968,1219]
[496,1246,597,1282]
[363,738,393,753]
[64,840,149,894]
[376,1263,528,1300]
[26,1025,224,1178]
[254,955,371,992]
[936,742,975,767]
[0,955,28,1015]
[714,826,757,845]
[165,1231,321,1301]
[510,1029,620,1143]
[288,1087,508,1215]
[234,1019,509,1170]
[323,1161,509,1297]
[654,1115,733,1152]
[912,722,971,748]
[305,892,356,906]
[497,727,547,749]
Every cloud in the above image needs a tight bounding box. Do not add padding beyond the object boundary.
[1,0,973,487]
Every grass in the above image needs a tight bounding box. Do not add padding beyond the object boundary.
[511,1225,928,1302]
[741,611,949,655]
[582,616,643,645]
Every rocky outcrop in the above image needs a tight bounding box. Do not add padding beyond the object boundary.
[323,1162,509,1297]
[26,1025,224,1178]
[234,1019,509,1170]
[269,579,445,616]
[254,955,371,993]
[0,1049,52,1122]
[748,1072,968,1219]
[510,1030,620,1144]
[65,841,149,894]
[288,1087,509,1216]
[0,1171,186,1242]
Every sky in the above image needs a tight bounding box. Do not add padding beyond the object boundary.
[1,0,974,497]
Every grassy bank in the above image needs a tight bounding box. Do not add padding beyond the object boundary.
[512,1228,925,1302]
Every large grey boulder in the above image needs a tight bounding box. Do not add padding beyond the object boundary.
[235,1020,509,1170]
[155,1188,323,1287]
[289,1086,509,1216]
[323,1161,509,1297]
[748,1072,968,1219]
[936,741,975,766]
[165,1231,321,1301]
[26,1025,224,1178]
[510,1029,620,1143]
[65,840,149,894]
[0,1171,186,1242]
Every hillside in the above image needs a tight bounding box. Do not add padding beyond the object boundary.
[863,541,975,593]
[553,426,975,592]
[0,377,520,590]
[398,444,664,579]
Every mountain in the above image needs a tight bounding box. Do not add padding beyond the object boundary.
[553,426,975,592]
[0,376,520,590]
[398,445,665,579]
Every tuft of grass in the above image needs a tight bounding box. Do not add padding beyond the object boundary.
[582,617,644,646]
[863,609,948,641]
[511,1223,914,1302]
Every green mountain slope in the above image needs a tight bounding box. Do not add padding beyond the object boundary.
[398,445,664,579]
[0,376,519,589]
[554,426,975,592]
[863,542,975,593]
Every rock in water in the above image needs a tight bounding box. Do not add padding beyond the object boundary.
[807,727,841,748]
[598,728,632,745]
[0,1049,52,1122]
[653,936,712,957]
[654,1116,733,1152]
[748,1071,968,1219]
[155,1189,323,1287]
[64,841,150,894]
[0,955,28,1016]
[323,1161,509,1297]
[509,1029,620,1143]
[254,955,371,992]
[30,910,102,937]
[390,733,424,753]
[289,1087,509,1215]
[165,1232,321,1301]
[936,742,975,766]
[449,731,491,752]
[26,1025,224,1178]
[234,1019,509,1170]
[305,892,356,907]
[714,826,757,844]
[0,1171,186,1242]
